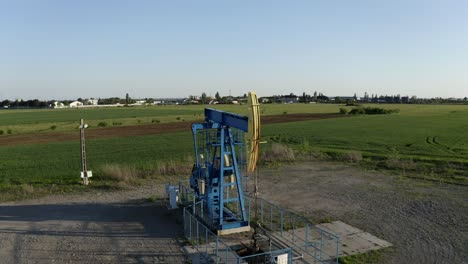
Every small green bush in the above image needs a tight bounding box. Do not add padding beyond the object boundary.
[112,122,122,126]
[7,129,12,134]
[339,108,348,114]
[0,130,3,135]
[349,107,365,115]
[50,125,57,130]
[152,119,160,123]
[97,121,108,127]
[349,107,399,115]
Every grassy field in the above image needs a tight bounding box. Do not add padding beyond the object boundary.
[266,106,468,162]
[0,103,467,200]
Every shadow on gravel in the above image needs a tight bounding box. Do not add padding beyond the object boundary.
[0,199,183,238]
[0,199,187,263]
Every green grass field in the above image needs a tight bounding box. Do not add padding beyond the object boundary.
[0,103,467,200]
[265,106,468,162]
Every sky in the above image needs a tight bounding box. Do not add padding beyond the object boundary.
[1,0,467,100]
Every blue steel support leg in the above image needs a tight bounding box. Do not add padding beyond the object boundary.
[218,128,225,228]
[228,128,247,222]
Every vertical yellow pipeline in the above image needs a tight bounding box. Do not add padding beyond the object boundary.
[247,92,260,173]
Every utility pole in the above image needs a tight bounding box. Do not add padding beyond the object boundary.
[79,119,92,185]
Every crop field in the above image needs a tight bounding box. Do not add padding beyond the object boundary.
[0,104,341,134]
[266,105,468,163]
[0,103,467,200]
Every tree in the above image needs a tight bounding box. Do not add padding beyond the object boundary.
[125,93,130,105]
[335,96,344,104]
[353,93,357,101]
[364,92,369,102]
[313,91,318,102]
[215,92,221,101]
[201,92,207,104]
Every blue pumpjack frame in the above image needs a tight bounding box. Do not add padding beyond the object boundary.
[190,109,249,232]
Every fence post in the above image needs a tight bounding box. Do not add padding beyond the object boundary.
[270,205,273,230]
[261,199,264,223]
[248,198,251,221]
[291,216,295,242]
[196,221,199,250]
[336,237,340,264]
[216,236,219,264]
[183,209,186,237]
[192,195,195,214]
[189,214,193,241]
[280,209,284,236]
[320,230,323,260]
[201,200,204,220]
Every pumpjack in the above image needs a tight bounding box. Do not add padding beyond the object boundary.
[189,92,260,235]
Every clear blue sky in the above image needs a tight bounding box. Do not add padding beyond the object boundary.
[1,0,467,100]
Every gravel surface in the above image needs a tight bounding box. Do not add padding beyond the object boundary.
[257,162,468,264]
[1,161,466,263]
[0,184,186,264]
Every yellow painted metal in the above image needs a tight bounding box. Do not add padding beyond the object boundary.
[247,91,260,173]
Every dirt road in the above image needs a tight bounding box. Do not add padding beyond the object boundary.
[258,162,468,264]
[0,184,186,264]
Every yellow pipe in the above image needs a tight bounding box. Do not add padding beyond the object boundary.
[247,91,260,173]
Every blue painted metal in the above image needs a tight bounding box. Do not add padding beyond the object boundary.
[204,108,248,132]
[190,108,249,232]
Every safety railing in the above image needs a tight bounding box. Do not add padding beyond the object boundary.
[244,195,340,263]
[179,182,340,263]
[183,203,293,263]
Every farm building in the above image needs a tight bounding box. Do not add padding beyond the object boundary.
[69,101,83,108]
[52,101,65,108]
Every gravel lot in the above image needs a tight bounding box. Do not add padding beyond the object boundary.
[1,161,466,263]
[257,162,468,263]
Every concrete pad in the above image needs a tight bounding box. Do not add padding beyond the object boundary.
[270,221,392,263]
[319,221,363,236]
[317,221,392,256]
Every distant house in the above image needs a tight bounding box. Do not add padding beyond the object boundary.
[53,101,65,108]
[279,97,300,104]
[338,96,360,101]
[85,99,98,105]
[69,101,83,108]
